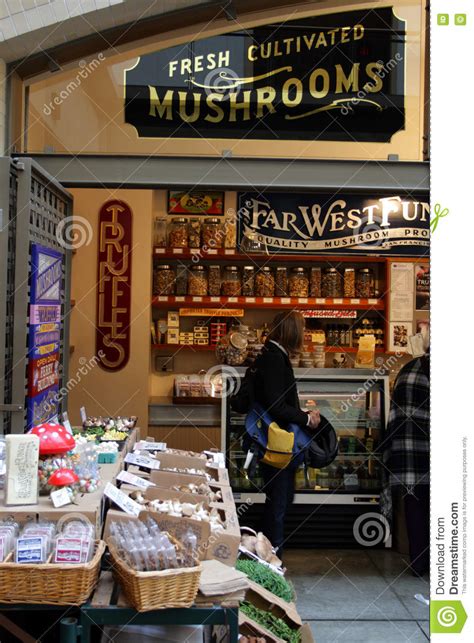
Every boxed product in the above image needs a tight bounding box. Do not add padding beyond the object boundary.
[167,311,180,328]
[167,329,179,344]
[149,453,230,485]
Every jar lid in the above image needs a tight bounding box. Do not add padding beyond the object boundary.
[261,267,273,272]
[173,217,187,223]
[276,266,287,271]
[292,267,306,272]
[359,268,372,273]
[226,266,239,272]
[229,332,248,350]
[157,264,171,270]
[345,268,355,272]
[191,265,205,271]
[324,268,338,273]
[205,217,220,223]
[244,265,255,270]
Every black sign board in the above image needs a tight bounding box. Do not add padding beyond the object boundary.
[237,192,430,256]
[125,7,406,142]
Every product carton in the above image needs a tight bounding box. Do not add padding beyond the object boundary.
[104,490,240,566]
[140,471,235,509]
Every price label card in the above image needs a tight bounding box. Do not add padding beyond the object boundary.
[51,487,73,508]
[104,482,142,516]
[133,440,166,452]
[333,298,343,304]
[124,453,161,470]
[203,451,226,468]
[79,407,87,423]
[62,412,73,435]
[116,470,156,489]
[280,298,291,304]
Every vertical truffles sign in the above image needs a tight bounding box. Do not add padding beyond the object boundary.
[124,7,405,142]
[96,201,133,372]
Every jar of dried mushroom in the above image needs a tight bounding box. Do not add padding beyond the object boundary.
[168,218,188,248]
[344,268,355,297]
[275,266,288,296]
[175,264,188,295]
[356,268,375,298]
[310,267,322,297]
[221,266,241,296]
[289,267,309,297]
[188,265,208,296]
[188,218,201,248]
[208,265,221,296]
[255,267,275,297]
[224,215,236,249]
[242,266,255,296]
[202,217,223,248]
[153,217,167,248]
[322,268,342,298]
[153,265,175,295]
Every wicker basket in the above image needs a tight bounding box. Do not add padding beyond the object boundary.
[109,543,202,611]
[0,540,105,606]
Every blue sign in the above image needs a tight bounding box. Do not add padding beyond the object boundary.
[237,192,430,256]
[27,244,63,429]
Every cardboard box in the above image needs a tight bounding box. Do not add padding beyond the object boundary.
[104,494,240,566]
[149,453,230,485]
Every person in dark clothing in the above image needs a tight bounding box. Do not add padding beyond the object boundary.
[253,311,320,555]
[383,352,430,576]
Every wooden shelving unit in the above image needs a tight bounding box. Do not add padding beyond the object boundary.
[152,295,384,310]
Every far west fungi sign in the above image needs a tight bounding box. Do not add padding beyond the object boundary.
[124,7,405,142]
[237,193,430,256]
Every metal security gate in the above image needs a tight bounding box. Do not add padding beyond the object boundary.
[0,157,72,434]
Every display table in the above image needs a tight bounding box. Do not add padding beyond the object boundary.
[67,572,239,643]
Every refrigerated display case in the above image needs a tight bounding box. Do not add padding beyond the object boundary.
[221,367,391,547]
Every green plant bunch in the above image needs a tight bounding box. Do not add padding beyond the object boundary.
[240,601,301,643]
[236,559,295,602]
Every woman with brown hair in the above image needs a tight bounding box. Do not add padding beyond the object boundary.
[253,311,320,556]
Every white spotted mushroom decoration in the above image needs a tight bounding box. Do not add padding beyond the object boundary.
[30,423,76,495]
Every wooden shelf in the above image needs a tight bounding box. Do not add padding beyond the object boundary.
[151,344,384,353]
[153,248,387,263]
[152,295,385,311]
[151,344,214,351]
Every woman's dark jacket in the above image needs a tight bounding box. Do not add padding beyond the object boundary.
[253,341,308,428]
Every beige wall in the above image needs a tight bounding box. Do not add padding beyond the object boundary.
[68,188,153,428]
[24,0,426,161]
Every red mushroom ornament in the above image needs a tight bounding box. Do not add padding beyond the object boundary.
[29,423,76,494]
[30,423,75,455]
[48,468,79,504]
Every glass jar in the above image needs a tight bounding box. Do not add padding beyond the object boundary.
[310,267,322,297]
[356,268,375,298]
[242,266,255,296]
[240,230,264,253]
[216,323,249,366]
[168,218,188,248]
[275,267,288,296]
[344,268,355,297]
[221,266,241,296]
[202,217,223,248]
[289,267,309,297]
[208,265,221,296]
[175,264,188,295]
[322,268,342,298]
[255,267,275,297]
[188,265,208,296]
[188,218,201,248]
[153,217,167,248]
[224,215,236,249]
[153,265,175,295]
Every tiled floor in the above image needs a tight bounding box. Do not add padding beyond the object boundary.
[285,549,430,642]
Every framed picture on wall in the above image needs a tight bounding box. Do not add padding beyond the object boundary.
[389,321,413,353]
[415,263,430,310]
[167,191,224,215]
